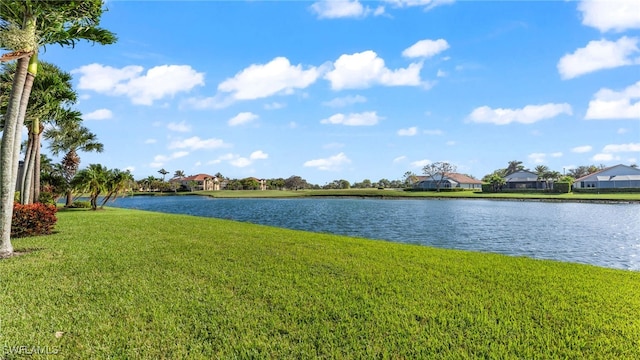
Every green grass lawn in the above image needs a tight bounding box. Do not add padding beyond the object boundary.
[2,208,639,358]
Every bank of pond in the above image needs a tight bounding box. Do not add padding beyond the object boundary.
[109,195,640,272]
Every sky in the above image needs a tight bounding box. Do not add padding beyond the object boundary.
[35,0,640,185]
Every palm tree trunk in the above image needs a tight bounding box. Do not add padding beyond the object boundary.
[20,129,35,204]
[12,71,36,199]
[33,128,42,203]
[0,56,30,256]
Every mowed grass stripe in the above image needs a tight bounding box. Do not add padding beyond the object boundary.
[1,208,638,359]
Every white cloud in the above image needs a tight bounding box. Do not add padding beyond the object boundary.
[213,151,269,168]
[446,140,456,146]
[310,0,382,19]
[398,126,418,136]
[167,121,191,133]
[618,128,629,134]
[592,153,618,162]
[228,112,259,126]
[602,143,640,153]
[168,136,230,150]
[571,145,593,153]
[325,50,423,90]
[410,159,431,168]
[578,0,640,32]
[585,81,640,120]
[393,156,407,163]
[529,152,563,164]
[144,138,157,144]
[557,37,640,79]
[528,153,547,164]
[250,150,269,160]
[84,108,112,120]
[423,129,444,135]
[467,103,573,125]
[125,166,135,173]
[74,63,204,105]
[217,57,321,102]
[304,152,351,171]
[230,157,252,168]
[591,143,640,163]
[322,95,367,107]
[402,38,450,58]
[320,111,382,126]
[150,151,189,167]
[385,0,454,11]
[436,69,447,78]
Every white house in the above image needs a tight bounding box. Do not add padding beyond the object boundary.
[573,164,640,189]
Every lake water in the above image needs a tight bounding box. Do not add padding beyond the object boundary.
[110,196,640,271]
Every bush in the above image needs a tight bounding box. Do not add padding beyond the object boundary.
[38,191,56,205]
[67,201,92,209]
[11,202,57,238]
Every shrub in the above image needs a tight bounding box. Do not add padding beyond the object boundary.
[67,201,92,209]
[11,202,58,238]
[38,191,56,205]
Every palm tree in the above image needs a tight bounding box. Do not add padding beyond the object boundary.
[44,112,104,207]
[0,62,78,204]
[506,160,524,175]
[158,168,169,182]
[174,170,185,179]
[100,169,134,208]
[72,164,109,210]
[0,0,116,256]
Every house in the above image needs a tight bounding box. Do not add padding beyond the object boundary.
[503,170,548,190]
[573,164,640,189]
[414,173,483,190]
[171,173,221,191]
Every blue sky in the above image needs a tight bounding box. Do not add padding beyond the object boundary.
[37,0,640,185]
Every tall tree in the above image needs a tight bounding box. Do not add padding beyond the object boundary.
[422,162,457,192]
[45,112,104,206]
[506,160,525,175]
[158,168,169,182]
[0,0,116,256]
[0,62,78,204]
[173,170,185,179]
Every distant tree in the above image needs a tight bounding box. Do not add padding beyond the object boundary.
[568,165,600,179]
[173,170,185,179]
[158,168,169,182]
[403,171,418,187]
[534,165,549,175]
[267,178,285,190]
[187,180,198,192]
[45,112,104,207]
[72,164,109,210]
[284,175,307,190]
[377,178,391,188]
[422,162,457,192]
[631,164,638,168]
[241,177,260,190]
[100,169,134,208]
[506,160,525,175]
[487,173,506,192]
